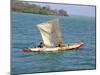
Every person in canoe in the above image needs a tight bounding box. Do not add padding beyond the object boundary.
[37,42,44,48]
[56,42,65,47]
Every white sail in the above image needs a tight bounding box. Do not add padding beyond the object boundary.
[37,18,64,47]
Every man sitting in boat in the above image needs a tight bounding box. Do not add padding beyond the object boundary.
[37,42,44,48]
[56,42,65,47]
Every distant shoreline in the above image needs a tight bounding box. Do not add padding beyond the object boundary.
[11,0,69,16]
[12,11,68,17]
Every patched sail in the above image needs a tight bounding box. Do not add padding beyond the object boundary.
[37,18,64,47]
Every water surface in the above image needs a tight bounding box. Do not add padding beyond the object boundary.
[11,12,96,74]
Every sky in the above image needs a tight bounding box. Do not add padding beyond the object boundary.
[30,2,95,17]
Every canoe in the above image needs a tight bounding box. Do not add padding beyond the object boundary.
[23,42,84,52]
[22,18,85,52]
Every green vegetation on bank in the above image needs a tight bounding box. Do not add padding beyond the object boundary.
[11,0,68,16]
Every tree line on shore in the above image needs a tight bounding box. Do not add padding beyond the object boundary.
[11,0,68,16]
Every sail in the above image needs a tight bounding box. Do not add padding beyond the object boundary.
[37,18,64,47]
